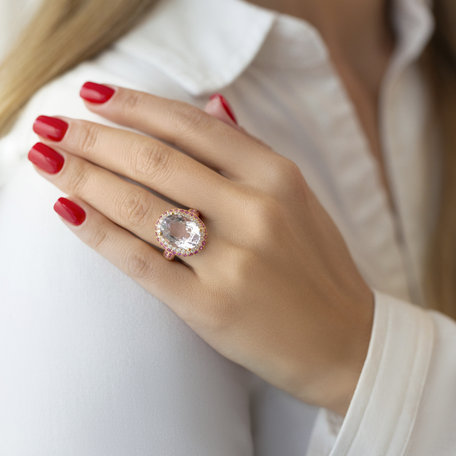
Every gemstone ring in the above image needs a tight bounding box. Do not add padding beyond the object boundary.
[154,208,208,261]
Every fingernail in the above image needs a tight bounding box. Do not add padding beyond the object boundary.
[209,93,238,124]
[80,81,115,104]
[33,115,68,141]
[27,142,64,174]
[53,197,86,226]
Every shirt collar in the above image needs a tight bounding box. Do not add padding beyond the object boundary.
[393,0,435,65]
[114,0,434,96]
[114,0,276,96]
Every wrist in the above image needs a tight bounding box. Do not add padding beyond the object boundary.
[329,288,374,416]
[300,287,374,416]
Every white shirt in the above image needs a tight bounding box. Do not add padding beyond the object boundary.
[0,0,455,454]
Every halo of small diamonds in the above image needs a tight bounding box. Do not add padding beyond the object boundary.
[155,208,208,260]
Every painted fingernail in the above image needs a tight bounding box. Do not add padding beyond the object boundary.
[209,93,238,124]
[53,197,86,226]
[33,115,68,141]
[27,142,64,174]
[80,81,115,104]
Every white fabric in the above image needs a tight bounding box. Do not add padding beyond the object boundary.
[0,0,455,454]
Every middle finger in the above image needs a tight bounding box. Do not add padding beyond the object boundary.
[27,142,216,263]
[32,115,232,216]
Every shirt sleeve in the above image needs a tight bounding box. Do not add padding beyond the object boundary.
[306,287,456,455]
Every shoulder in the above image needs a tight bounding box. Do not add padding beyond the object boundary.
[0,32,197,189]
[0,60,191,186]
[1,0,275,187]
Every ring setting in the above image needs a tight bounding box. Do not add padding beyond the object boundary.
[155,208,208,260]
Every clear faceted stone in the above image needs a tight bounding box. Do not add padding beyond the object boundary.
[159,214,201,250]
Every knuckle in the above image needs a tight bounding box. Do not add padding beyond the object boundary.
[66,161,90,194]
[76,121,99,154]
[124,249,152,279]
[116,189,151,227]
[170,102,212,138]
[218,245,256,291]
[121,90,144,112]
[131,142,172,183]
[266,156,305,194]
[244,194,284,242]
[87,225,109,250]
[281,157,302,179]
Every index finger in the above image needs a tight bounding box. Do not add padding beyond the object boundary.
[79,82,276,181]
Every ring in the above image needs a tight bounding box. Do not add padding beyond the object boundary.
[155,208,208,261]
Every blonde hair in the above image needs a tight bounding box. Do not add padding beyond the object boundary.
[0,0,455,318]
[0,0,159,132]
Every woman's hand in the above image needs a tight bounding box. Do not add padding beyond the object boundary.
[28,82,374,416]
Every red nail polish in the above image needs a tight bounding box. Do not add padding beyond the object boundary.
[80,81,115,104]
[27,142,64,174]
[209,93,238,124]
[53,197,86,226]
[33,116,68,141]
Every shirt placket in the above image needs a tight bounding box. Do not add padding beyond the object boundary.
[249,13,413,302]
[377,0,435,306]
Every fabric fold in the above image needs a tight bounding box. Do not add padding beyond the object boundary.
[307,289,435,455]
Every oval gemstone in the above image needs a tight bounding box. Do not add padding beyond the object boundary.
[158,213,201,250]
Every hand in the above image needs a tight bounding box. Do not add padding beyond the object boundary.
[28,82,374,416]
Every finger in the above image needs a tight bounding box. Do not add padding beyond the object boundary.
[204,94,240,129]
[79,82,277,181]
[204,95,266,147]
[52,195,199,322]
[28,142,213,266]
[32,115,231,216]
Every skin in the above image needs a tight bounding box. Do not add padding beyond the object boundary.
[251,0,398,217]
[30,86,374,417]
